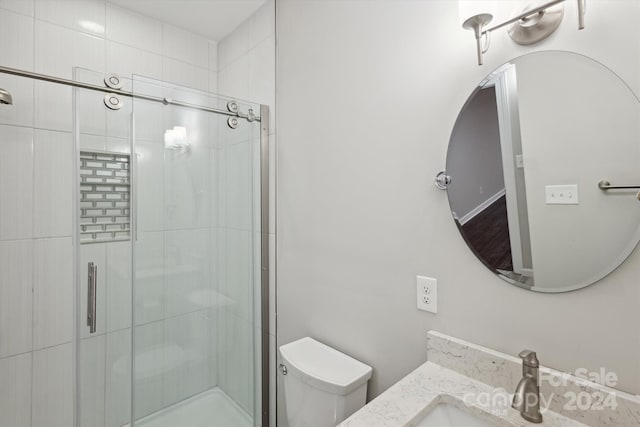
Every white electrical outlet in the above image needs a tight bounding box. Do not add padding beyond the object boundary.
[416,276,437,314]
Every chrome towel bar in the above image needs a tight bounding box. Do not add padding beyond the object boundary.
[598,180,640,190]
[598,180,640,201]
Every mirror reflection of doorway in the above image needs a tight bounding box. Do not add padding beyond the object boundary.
[448,67,534,286]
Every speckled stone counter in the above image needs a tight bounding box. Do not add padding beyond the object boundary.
[339,331,640,427]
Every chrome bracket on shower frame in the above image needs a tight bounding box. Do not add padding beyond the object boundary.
[103,73,124,110]
[226,101,257,129]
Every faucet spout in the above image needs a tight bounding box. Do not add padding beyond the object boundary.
[512,349,542,423]
[512,376,542,422]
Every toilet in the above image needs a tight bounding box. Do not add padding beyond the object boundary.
[279,337,373,427]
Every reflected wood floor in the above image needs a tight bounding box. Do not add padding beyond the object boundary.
[461,195,513,271]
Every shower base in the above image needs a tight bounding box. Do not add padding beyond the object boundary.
[129,388,252,427]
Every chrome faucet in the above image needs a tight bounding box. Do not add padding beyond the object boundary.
[512,349,543,423]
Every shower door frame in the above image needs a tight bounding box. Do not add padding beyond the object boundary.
[258,104,270,427]
[20,64,276,427]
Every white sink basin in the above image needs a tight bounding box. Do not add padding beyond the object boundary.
[415,402,497,427]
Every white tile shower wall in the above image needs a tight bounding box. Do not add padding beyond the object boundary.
[105,2,162,53]
[163,147,211,231]
[163,24,209,69]
[33,237,73,350]
[35,0,105,36]
[218,308,254,414]
[106,41,163,81]
[0,124,33,240]
[0,0,34,16]
[164,229,211,318]
[137,141,165,232]
[79,335,107,427]
[134,320,164,419]
[218,0,276,131]
[0,0,232,425]
[0,352,32,426]
[105,329,131,427]
[0,240,33,359]
[216,0,276,422]
[163,58,210,92]
[135,231,165,325]
[106,241,132,332]
[32,343,74,427]
[0,9,34,70]
[33,129,73,238]
[163,310,211,406]
[0,9,34,128]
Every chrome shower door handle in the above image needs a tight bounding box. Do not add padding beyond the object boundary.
[87,262,97,333]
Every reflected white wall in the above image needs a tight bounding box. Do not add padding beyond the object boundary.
[447,86,504,221]
[517,52,640,290]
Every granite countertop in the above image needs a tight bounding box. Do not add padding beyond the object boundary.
[339,361,586,427]
[339,331,640,427]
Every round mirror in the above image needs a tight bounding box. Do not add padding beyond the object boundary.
[446,51,640,292]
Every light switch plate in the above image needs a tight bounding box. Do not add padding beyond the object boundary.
[417,276,437,314]
[545,184,579,205]
[515,154,524,168]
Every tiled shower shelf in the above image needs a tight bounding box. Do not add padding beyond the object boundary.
[80,151,131,244]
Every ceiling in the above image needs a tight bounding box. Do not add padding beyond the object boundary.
[107,0,268,41]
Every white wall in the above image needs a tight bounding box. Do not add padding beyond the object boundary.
[276,3,640,425]
[0,0,221,426]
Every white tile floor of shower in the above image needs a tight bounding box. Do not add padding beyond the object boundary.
[129,388,252,427]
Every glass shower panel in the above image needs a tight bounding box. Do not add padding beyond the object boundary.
[74,67,134,427]
[131,76,261,427]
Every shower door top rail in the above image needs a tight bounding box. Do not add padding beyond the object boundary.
[0,65,261,122]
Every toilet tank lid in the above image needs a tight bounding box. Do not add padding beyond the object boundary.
[279,337,373,396]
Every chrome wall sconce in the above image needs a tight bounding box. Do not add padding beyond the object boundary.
[462,0,586,65]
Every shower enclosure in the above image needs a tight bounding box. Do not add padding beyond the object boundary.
[0,65,269,427]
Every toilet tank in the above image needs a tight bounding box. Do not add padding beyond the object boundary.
[279,337,373,427]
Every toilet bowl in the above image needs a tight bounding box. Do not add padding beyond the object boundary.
[279,337,373,427]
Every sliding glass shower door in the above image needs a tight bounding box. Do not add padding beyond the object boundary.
[130,76,263,427]
[76,70,266,427]
[75,68,135,427]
